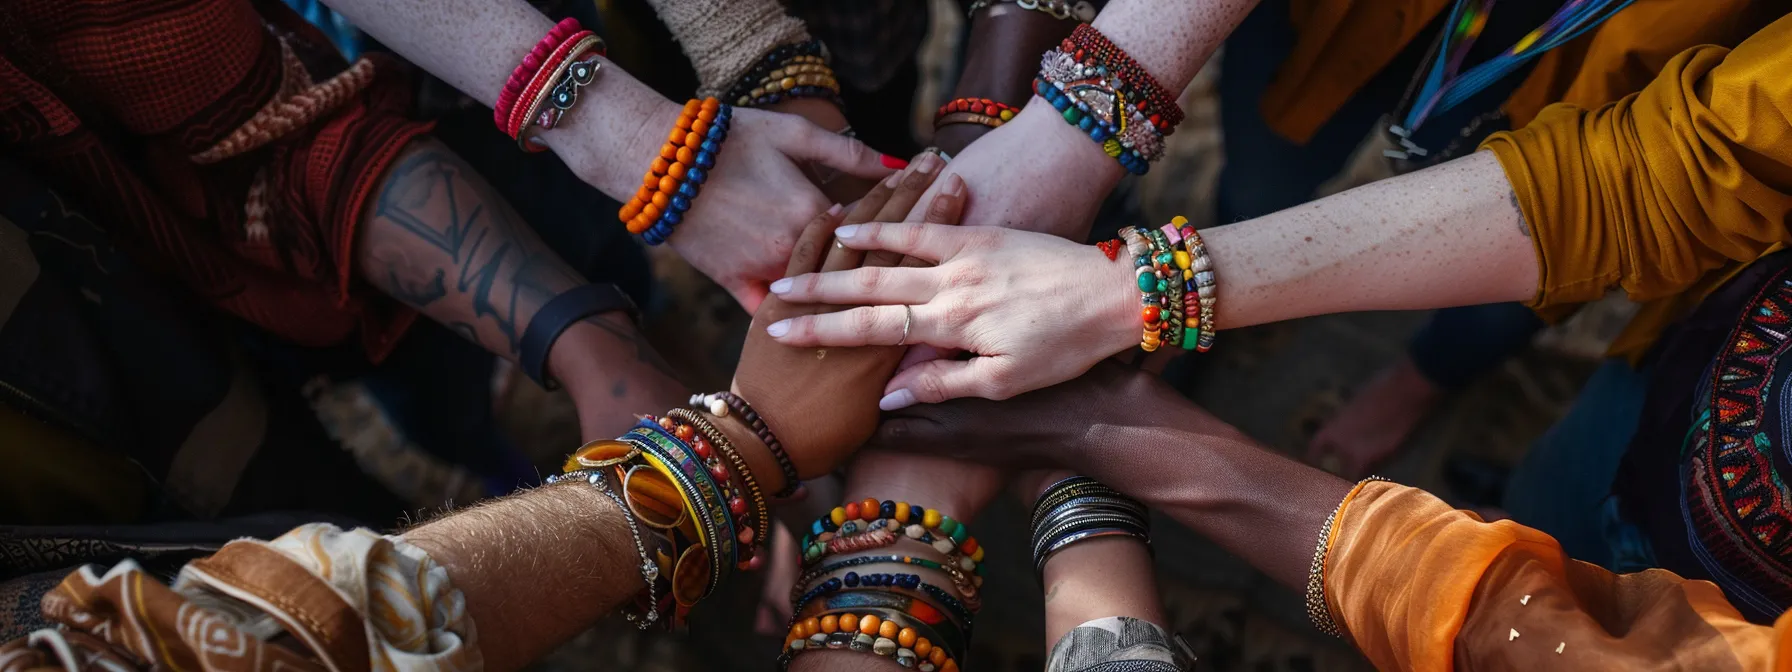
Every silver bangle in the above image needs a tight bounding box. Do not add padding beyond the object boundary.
[550,469,661,628]
[969,0,1097,22]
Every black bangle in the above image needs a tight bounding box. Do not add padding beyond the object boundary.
[518,284,639,389]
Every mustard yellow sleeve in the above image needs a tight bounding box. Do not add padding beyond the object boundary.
[1324,481,1792,671]
[1481,14,1792,309]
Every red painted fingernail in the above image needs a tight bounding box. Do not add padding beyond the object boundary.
[880,154,909,170]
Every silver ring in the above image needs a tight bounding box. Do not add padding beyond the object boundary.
[897,305,913,346]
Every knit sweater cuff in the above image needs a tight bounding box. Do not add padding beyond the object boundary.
[645,0,811,98]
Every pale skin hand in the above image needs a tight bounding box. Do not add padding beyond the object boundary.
[319,0,897,310]
[766,150,1537,406]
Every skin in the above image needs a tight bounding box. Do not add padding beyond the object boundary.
[319,0,896,310]
[931,5,1080,157]
[765,150,1536,407]
[871,360,1353,590]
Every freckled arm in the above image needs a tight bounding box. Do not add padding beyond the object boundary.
[1201,151,1538,329]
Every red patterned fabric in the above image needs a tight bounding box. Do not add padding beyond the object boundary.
[0,0,432,359]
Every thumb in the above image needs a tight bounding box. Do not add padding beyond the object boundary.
[783,122,904,180]
[879,356,1010,410]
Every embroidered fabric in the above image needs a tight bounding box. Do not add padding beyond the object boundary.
[1046,616,1196,672]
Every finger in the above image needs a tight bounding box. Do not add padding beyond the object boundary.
[769,266,939,305]
[781,118,906,180]
[765,303,944,349]
[871,174,966,268]
[842,171,900,226]
[783,203,847,277]
[895,344,948,373]
[870,151,945,223]
[832,222,981,265]
[877,356,1013,410]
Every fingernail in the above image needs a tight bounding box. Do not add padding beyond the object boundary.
[883,172,902,188]
[879,389,917,411]
[835,224,861,238]
[914,151,942,174]
[769,278,793,294]
[943,174,965,196]
[880,154,909,170]
[826,203,844,216]
[767,320,791,337]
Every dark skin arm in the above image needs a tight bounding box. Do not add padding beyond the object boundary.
[873,361,1351,590]
[355,140,687,439]
[933,4,1081,156]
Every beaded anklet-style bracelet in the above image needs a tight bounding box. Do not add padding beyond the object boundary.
[800,499,984,572]
[933,97,1020,131]
[724,40,841,108]
[782,609,963,672]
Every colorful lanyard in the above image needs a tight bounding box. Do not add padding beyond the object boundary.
[1391,0,1636,143]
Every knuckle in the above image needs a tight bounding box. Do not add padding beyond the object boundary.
[942,294,978,331]
[914,373,949,403]
[851,307,881,336]
[798,273,823,294]
[944,262,986,289]
[854,267,884,292]
[965,227,1004,250]
[898,224,924,250]
[983,368,1020,400]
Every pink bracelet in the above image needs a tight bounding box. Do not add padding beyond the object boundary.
[505,30,595,139]
[494,17,583,131]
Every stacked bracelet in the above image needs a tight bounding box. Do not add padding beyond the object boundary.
[1034,25,1183,174]
[781,608,963,672]
[968,0,1097,21]
[617,98,732,244]
[933,97,1020,131]
[691,391,801,498]
[800,499,984,576]
[1146,228,1186,349]
[666,409,768,570]
[495,20,607,151]
[1030,476,1150,580]
[722,40,841,108]
[1164,216,1217,351]
[1121,226,1168,351]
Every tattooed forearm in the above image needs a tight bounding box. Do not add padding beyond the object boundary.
[358,141,582,357]
[1509,189,1531,239]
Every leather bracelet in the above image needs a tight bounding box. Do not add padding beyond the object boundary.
[518,284,639,389]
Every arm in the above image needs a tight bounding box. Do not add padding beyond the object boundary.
[931,5,1080,156]
[357,140,687,438]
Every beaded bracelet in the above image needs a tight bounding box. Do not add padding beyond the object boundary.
[794,555,960,594]
[617,99,731,244]
[933,97,1020,131]
[666,409,767,569]
[1179,219,1218,352]
[794,592,972,655]
[723,40,841,108]
[495,18,583,132]
[1120,227,1166,350]
[1146,228,1186,348]
[782,609,962,672]
[627,423,736,589]
[691,392,800,497]
[800,499,984,573]
[1066,24,1183,133]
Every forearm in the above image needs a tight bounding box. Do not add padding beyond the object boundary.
[403,483,638,672]
[1078,422,1350,590]
[357,140,687,435]
[1042,537,1164,646]
[318,0,675,196]
[1205,150,1538,329]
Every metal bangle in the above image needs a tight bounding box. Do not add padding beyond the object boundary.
[549,470,663,627]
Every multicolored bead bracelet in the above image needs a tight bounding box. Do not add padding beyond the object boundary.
[1066,24,1183,133]
[1120,227,1167,350]
[691,391,800,497]
[627,422,737,589]
[933,97,1020,131]
[617,98,731,245]
[800,499,984,573]
[1034,25,1184,175]
[781,608,962,672]
[665,409,767,569]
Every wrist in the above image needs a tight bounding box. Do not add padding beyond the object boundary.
[1094,246,1148,356]
[711,411,787,500]
[537,66,684,197]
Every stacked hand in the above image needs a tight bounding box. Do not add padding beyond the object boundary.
[731,152,963,477]
[764,222,1141,408]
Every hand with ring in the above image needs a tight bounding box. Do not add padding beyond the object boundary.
[763,223,1138,410]
[731,152,964,476]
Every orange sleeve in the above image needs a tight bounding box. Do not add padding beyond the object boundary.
[1323,481,1792,670]
[1480,14,1792,312]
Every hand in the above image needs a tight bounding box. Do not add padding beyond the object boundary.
[732,153,959,477]
[910,103,1123,239]
[869,359,1227,471]
[764,98,881,205]
[765,222,1139,408]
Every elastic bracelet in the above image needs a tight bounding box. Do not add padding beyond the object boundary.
[738,57,841,108]
[968,0,1097,21]
[519,44,606,150]
[495,18,583,131]
[782,608,963,672]
[691,392,800,498]
[933,97,1019,130]
[786,600,969,669]
[794,555,960,595]
[1121,227,1166,350]
[517,284,639,389]
[628,423,736,591]
[800,499,984,574]
[667,408,768,568]
[1145,228,1185,348]
[507,31,597,142]
[547,470,663,628]
[1065,24,1183,132]
[1173,217,1218,352]
[1309,476,1389,638]
[722,40,836,107]
[654,414,754,562]
[617,99,731,245]
[793,571,979,626]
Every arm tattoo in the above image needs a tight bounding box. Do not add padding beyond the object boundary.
[1509,189,1531,239]
[364,143,582,356]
